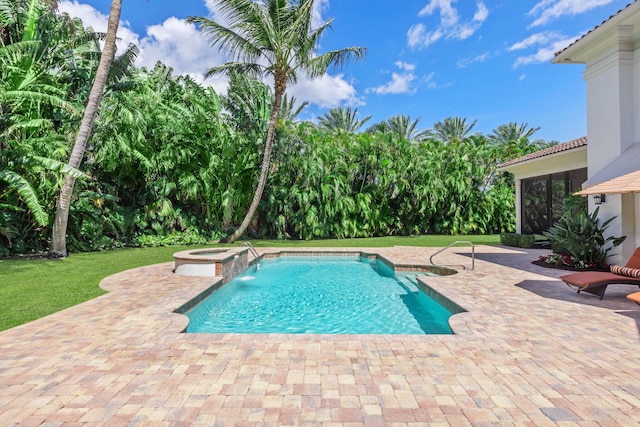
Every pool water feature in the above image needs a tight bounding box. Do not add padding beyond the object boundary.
[173,248,248,278]
[183,255,457,334]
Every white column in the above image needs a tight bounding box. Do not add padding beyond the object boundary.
[515,179,522,234]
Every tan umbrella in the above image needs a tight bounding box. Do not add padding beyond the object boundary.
[575,169,640,195]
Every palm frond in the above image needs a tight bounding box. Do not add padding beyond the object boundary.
[305,46,367,79]
[0,39,39,64]
[4,117,51,133]
[186,15,262,66]
[279,94,308,122]
[1,89,81,116]
[205,61,264,79]
[107,42,139,84]
[17,155,88,179]
[0,169,47,226]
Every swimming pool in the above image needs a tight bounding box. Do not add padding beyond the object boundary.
[183,255,457,334]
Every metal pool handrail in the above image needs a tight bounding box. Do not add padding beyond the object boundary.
[241,242,261,269]
[430,241,475,271]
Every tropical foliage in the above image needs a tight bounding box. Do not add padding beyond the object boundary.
[263,125,517,239]
[187,0,367,243]
[431,116,477,143]
[488,122,540,145]
[1,0,557,257]
[367,114,430,143]
[317,107,370,134]
[542,200,626,268]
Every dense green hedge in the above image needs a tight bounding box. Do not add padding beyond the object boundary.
[500,233,536,248]
[264,126,516,239]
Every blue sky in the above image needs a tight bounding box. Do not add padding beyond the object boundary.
[58,0,631,142]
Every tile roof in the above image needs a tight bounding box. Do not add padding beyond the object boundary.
[554,1,637,58]
[498,136,587,169]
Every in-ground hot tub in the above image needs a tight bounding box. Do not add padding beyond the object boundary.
[173,247,252,280]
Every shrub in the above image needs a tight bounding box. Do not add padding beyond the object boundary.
[500,233,535,248]
[543,206,625,266]
[137,229,209,248]
[538,252,605,271]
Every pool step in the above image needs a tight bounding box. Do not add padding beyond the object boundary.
[395,275,420,293]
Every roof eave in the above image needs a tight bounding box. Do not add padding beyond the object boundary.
[553,1,640,64]
[497,145,587,172]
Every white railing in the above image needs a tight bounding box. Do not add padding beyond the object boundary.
[429,241,475,270]
[241,242,261,270]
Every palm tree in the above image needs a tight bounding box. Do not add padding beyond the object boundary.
[386,114,430,142]
[317,106,370,133]
[367,115,430,143]
[431,116,477,143]
[279,94,308,123]
[188,0,366,243]
[50,0,122,257]
[488,122,540,145]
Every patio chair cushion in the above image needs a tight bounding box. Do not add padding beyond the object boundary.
[610,265,640,278]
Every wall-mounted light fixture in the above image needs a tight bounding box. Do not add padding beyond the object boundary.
[593,194,606,205]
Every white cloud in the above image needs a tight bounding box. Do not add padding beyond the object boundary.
[512,35,581,67]
[423,72,452,90]
[366,63,451,94]
[457,52,490,68]
[454,20,482,40]
[59,1,229,92]
[409,0,489,49]
[366,62,417,95]
[474,2,489,21]
[58,0,140,50]
[528,0,616,27]
[407,24,443,49]
[203,0,219,15]
[312,0,330,29]
[508,31,563,51]
[56,0,361,103]
[396,61,416,71]
[368,72,416,95]
[289,74,364,108]
[137,18,229,92]
[419,0,459,26]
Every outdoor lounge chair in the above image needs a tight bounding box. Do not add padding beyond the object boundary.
[560,248,640,300]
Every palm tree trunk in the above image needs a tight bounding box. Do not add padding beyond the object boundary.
[49,0,121,258]
[222,78,285,243]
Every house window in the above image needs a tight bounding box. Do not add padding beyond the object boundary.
[521,168,587,234]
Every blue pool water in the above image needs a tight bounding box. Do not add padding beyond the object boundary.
[184,256,454,334]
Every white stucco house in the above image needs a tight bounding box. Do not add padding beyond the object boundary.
[500,1,640,264]
[498,137,587,236]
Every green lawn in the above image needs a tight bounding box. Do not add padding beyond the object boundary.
[0,235,500,332]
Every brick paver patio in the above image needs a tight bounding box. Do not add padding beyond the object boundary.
[1,245,639,426]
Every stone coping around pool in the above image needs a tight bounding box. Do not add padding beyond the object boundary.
[173,276,225,320]
[173,247,248,263]
[415,276,466,317]
[256,249,458,277]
